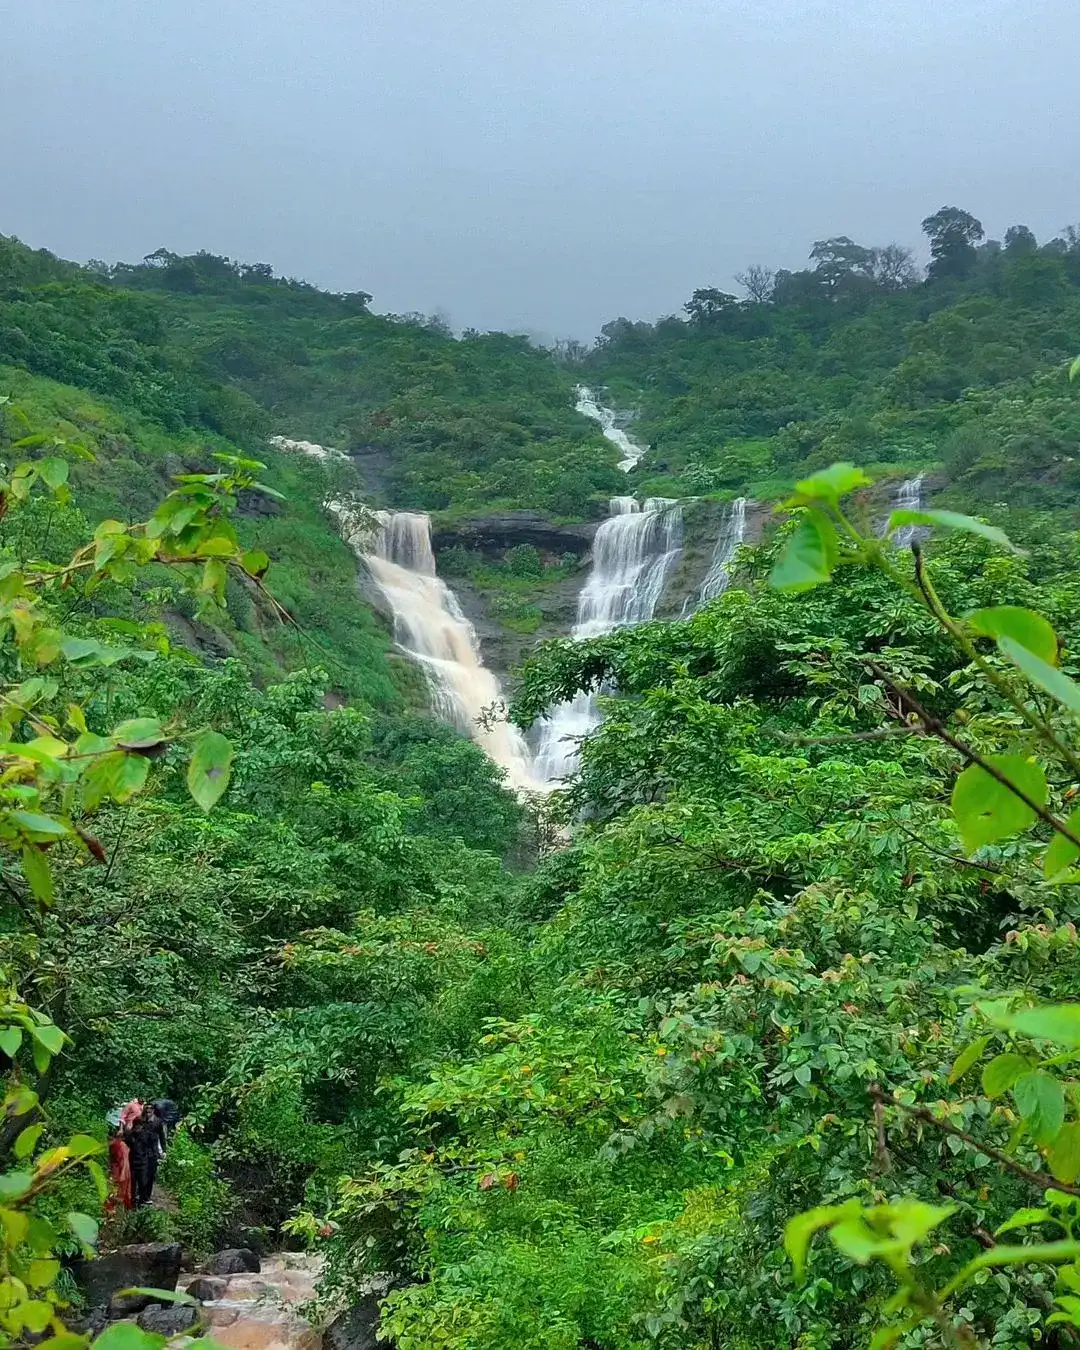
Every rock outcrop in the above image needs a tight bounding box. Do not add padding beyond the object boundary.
[71,1241,183,1311]
[431,511,596,560]
[203,1248,262,1276]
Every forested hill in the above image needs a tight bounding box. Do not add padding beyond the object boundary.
[589,208,1080,514]
[9,206,1080,536]
[8,212,1080,1350]
[0,234,625,518]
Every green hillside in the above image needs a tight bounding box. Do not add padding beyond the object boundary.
[6,217,1080,1350]
[588,211,1080,514]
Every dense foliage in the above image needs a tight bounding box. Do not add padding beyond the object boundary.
[7,213,1080,1349]
[0,236,623,519]
[587,209,1080,514]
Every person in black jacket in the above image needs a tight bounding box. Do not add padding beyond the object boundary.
[125,1104,166,1208]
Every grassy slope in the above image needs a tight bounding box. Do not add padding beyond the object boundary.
[0,363,410,707]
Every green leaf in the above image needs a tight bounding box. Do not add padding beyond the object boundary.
[201,558,227,602]
[966,606,1059,665]
[1013,1070,1065,1145]
[86,1159,108,1202]
[0,1171,34,1202]
[770,512,839,593]
[91,1322,165,1350]
[0,1209,29,1245]
[994,1207,1053,1236]
[884,508,1023,554]
[998,637,1080,715]
[240,549,270,579]
[951,755,1046,854]
[66,1211,98,1249]
[10,811,69,841]
[981,1052,1029,1098]
[13,1125,43,1160]
[783,1202,852,1282]
[995,1003,1080,1047]
[111,754,149,804]
[1048,1123,1080,1184]
[19,1299,55,1333]
[948,1035,990,1084]
[111,718,166,751]
[186,731,233,813]
[20,847,52,905]
[114,1287,194,1307]
[828,1217,886,1265]
[194,534,238,558]
[1045,808,1080,880]
[25,1258,59,1289]
[886,1199,955,1247]
[793,463,870,503]
[37,459,68,490]
[60,637,127,669]
[1070,354,1080,382]
[65,1134,101,1159]
[945,1239,1080,1300]
[0,1027,22,1058]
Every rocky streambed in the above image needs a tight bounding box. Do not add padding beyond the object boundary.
[71,1243,387,1350]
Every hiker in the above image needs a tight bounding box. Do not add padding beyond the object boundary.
[125,1102,166,1208]
[106,1125,133,1212]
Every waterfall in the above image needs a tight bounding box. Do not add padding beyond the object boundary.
[684,497,748,615]
[329,502,543,795]
[890,474,927,547]
[533,496,683,784]
[574,385,647,471]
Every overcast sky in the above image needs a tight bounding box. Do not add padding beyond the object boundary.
[4,0,1080,337]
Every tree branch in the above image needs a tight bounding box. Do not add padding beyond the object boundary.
[865,660,1080,853]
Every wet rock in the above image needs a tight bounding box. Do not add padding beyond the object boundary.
[72,1242,183,1310]
[137,1302,201,1336]
[431,511,597,561]
[322,1300,379,1350]
[186,1276,228,1302]
[109,1290,159,1317]
[203,1248,261,1276]
[65,1306,109,1337]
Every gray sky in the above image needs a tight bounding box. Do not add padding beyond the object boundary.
[4,0,1080,337]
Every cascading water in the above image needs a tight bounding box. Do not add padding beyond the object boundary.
[684,497,748,615]
[329,502,543,794]
[889,473,927,547]
[533,496,683,784]
[574,385,647,471]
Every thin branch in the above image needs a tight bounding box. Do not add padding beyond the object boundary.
[887,817,1006,875]
[772,727,921,745]
[870,1084,1080,1199]
[913,549,1080,783]
[866,660,1080,853]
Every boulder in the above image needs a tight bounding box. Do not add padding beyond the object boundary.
[322,1301,379,1350]
[137,1302,201,1336]
[203,1248,261,1276]
[72,1242,183,1310]
[65,1307,109,1337]
[109,1290,160,1317]
[186,1276,228,1302]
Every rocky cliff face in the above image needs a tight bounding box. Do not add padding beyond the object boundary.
[432,511,596,559]
[430,499,769,684]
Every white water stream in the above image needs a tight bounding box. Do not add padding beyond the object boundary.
[889,474,927,546]
[533,496,683,784]
[683,496,748,615]
[330,502,543,794]
[574,385,647,471]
